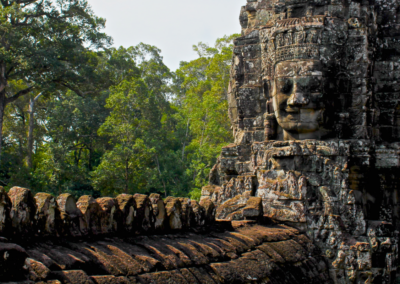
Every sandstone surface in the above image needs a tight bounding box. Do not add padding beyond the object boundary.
[3,0,400,282]
[201,0,400,282]
[0,186,333,283]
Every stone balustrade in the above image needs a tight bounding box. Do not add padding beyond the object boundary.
[0,186,216,241]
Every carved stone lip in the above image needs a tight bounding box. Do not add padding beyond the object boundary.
[284,107,300,113]
[284,107,319,113]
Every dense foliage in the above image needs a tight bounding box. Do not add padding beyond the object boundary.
[0,1,239,199]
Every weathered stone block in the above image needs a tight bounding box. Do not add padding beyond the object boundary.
[199,199,215,226]
[190,200,205,228]
[51,270,94,284]
[178,197,192,229]
[164,197,182,230]
[149,193,166,231]
[0,186,11,236]
[0,242,28,282]
[115,194,137,233]
[56,193,81,237]
[242,197,263,218]
[26,257,51,281]
[133,194,154,232]
[76,195,102,236]
[8,187,36,237]
[34,193,60,236]
[96,197,118,234]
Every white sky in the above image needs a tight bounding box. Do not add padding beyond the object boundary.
[87,0,246,71]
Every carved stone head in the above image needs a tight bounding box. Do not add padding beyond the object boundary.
[208,0,400,282]
[271,59,332,140]
[227,0,400,144]
[260,16,341,140]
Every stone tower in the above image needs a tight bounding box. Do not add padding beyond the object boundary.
[202,0,400,282]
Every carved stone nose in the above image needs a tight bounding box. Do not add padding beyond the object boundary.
[287,92,310,106]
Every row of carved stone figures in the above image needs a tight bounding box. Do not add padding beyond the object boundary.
[0,186,216,240]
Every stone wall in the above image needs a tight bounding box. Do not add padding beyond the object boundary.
[0,186,216,241]
[228,0,400,144]
[205,140,399,282]
[1,223,332,284]
[202,0,400,283]
[0,186,333,283]
[2,0,400,282]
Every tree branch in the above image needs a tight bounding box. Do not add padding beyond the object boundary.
[5,86,34,104]
[60,82,94,97]
[1,0,11,7]
[28,92,43,113]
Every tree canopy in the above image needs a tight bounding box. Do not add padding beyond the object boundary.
[0,0,111,161]
[0,1,239,199]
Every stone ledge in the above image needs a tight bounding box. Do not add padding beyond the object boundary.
[1,224,331,283]
[0,187,216,242]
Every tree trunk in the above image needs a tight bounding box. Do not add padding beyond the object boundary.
[27,93,43,168]
[0,89,6,164]
[125,159,129,193]
[155,155,167,197]
[88,145,93,171]
[181,118,190,161]
[27,100,35,168]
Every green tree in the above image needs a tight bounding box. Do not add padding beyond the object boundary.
[0,0,111,161]
[130,43,180,197]
[32,91,107,194]
[92,44,190,197]
[91,78,155,195]
[1,30,238,199]
[1,46,139,193]
[29,47,139,195]
[175,34,239,198]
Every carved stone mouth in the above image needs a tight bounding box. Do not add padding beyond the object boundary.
[285,108,300,112]
[284,107,320,113]
[284,107,300,113]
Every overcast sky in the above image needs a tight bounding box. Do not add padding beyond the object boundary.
[87,0,246,71]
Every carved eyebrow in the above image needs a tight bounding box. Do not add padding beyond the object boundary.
[276,65,322,75]
[285,70,296,77]
[298,69,323,75]
[275,74,294,78]
[312,71,323,75]
[276,73,322,77]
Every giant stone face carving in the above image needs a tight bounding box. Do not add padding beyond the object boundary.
[271,59,330,140]
[203,0,400,282]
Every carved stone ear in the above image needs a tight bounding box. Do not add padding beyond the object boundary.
[239,6,248,29]
[263,79,272,100]
[264,113,277,140]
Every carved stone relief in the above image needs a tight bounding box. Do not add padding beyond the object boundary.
[203,0,400,282]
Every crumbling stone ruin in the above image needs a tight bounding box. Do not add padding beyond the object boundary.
[201,0,400,282]
[0,186,331,283]
[2,0,400,283]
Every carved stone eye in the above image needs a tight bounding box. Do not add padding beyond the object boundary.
[279,79,292,94]
[309,77,322,93]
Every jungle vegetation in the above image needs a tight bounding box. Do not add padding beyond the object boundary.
[0,0,238,199]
